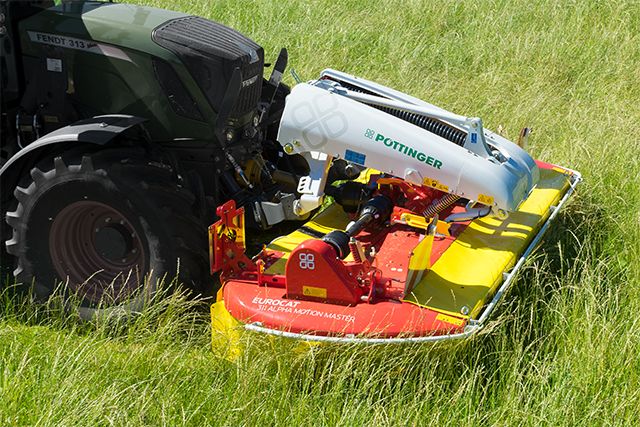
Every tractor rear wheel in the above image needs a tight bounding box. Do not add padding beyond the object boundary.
[4,147,211,319]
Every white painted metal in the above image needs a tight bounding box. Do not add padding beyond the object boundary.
[277,70,540,217]
[320,69,540,194]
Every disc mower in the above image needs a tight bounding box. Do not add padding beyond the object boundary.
[0,1,579,342]
[209,70,580,343]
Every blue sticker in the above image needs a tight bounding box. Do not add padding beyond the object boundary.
[345,149,366,166]
[471,133,478,144]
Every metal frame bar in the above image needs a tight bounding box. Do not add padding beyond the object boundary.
[242,170,582,345]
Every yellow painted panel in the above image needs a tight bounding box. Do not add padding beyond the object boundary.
[405,168,571,317]
[211,301,242,360]
[405,233,434,293]
[401,213,450,236]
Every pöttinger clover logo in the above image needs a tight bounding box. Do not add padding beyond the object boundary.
[290,92,348,149]
[364,128,376,139]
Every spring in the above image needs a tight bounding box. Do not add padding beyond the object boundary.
[335,81,467,146]
[380,107,467,146]
[349,239,363,263]
[422,193,460,219]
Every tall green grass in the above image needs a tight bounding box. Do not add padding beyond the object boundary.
[2,0,640,425]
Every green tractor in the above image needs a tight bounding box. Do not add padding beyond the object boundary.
[0,0,322,317]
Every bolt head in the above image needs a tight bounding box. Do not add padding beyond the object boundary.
[284,143,294,154]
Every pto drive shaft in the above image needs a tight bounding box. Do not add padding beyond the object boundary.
[322,195,393,259]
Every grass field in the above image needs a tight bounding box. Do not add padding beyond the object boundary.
[2,0,640,425]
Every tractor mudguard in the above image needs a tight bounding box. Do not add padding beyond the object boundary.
[0,115,146,197]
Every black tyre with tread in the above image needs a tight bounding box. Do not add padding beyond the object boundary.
[4,147,211,318]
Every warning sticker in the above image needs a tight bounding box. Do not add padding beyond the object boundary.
[302,286,327,299]
[46,58,62,73]
[423,177,449,192]
[435,313,465,327]
[477,194,495,205]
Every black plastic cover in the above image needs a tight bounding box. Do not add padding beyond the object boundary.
[152,58,204,121]
[153,16,264,119]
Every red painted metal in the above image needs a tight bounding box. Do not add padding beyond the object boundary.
[209,200,256,276]
[210,177,472,338]
[209,160,571,339]
[223,281,465,337]
[286,239,367,305]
